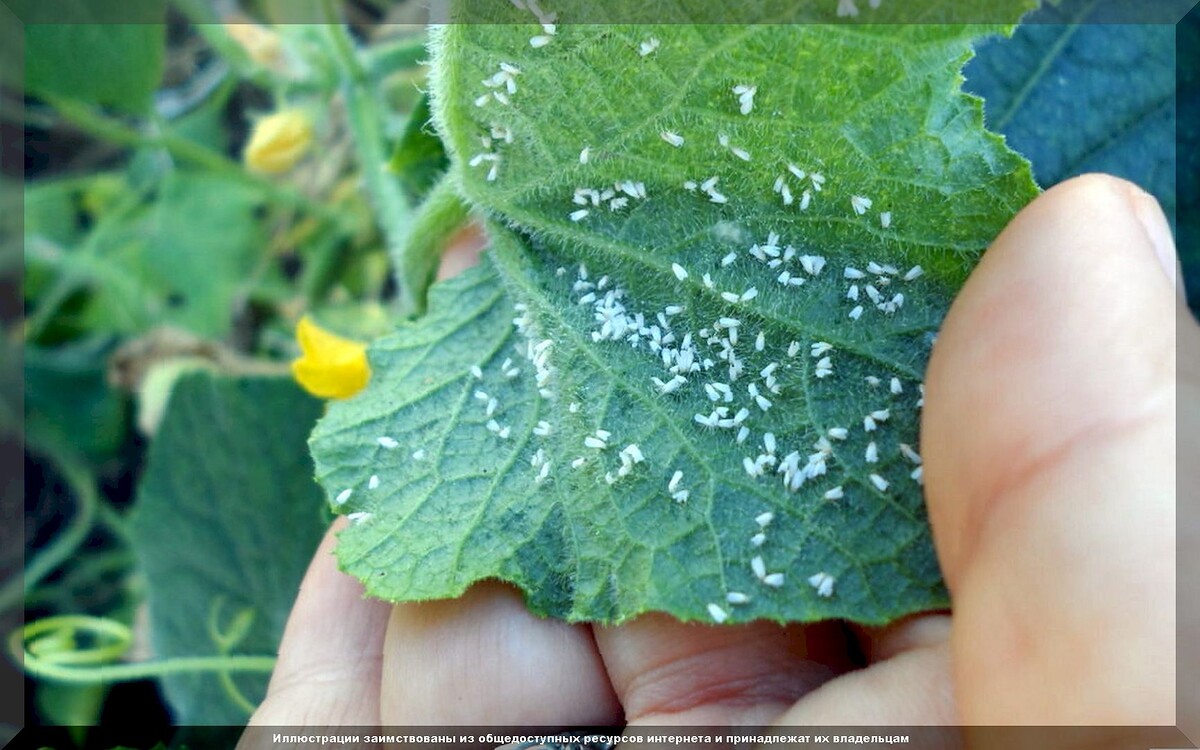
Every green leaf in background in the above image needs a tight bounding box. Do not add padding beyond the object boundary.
[963,0,1176,225]
[389,92,451,205]
[24,337,128,464]
[1181,6,1200,312]
[23,19,166,114]
[128,374,326,724]
[141,173,268,339]
[312,8,1040,626]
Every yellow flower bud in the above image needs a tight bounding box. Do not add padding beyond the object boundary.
[244,110,313,175]
[224,22,284,70]
[291,316,370,399]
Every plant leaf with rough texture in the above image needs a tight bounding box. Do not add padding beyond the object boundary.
[964,0,1175,220]
[312,12,1040,626]
[129,374,326,724]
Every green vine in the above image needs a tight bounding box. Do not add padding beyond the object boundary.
[0,447,97,615]
[12,615,276,686]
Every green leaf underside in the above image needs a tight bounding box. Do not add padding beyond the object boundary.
[312,9,1039,626]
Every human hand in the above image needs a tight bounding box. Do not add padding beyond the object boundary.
[242,174,1195,743]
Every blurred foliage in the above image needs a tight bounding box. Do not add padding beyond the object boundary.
[13,0,430,737]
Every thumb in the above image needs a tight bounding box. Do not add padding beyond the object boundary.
[923,174,1180,725]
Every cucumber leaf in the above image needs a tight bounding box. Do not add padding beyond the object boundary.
[312,7,1040,625]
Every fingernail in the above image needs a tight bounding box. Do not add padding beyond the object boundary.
[1127,185,1179,294]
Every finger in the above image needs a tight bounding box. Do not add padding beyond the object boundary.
[380,580,621,725]
[246,518,392,728]
[768,614,957,730]
[436,222,487,281]
[593,615,856,725]
[924,174,1179,725]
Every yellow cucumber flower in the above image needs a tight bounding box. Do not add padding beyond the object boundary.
[291,316,370,399]
[224,22,285,70]
[244,109,313,175]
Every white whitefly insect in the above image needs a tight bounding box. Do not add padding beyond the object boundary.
[584,436,607,450]
[850,195,873,215]
[811,341,833,357]
[848,305,864,320]
[740,287,758,302]
[880,211,892,229]
[533,420,552,437]
[863,415,877,432]
[890,377,903,394]
[787,163,806,180]
[736,425,750,444]
[755,332,766,352]
[707,602,729,623]
[865,441,879,463]
[899,443,923,465]
[788,340,801,357]
[827,427,849,440]
[569,402,581,413]
[571,456,587,469]
[823,486,844,500]
[755,394,772,411]
[660,130,685,147]
[334,488,352,506]
[871,409,890,422]
[486,397,499,416]
[726,592,751,605]
[762,573,785,587]
[869,473,890,491]
[569,209,589,222]
[903,265,924,281]
[756,511,775,527]
[865,375,882,387]
[911,465,924,484]
[720,291,740,304]
[750,532,767,547]
[799,255,826,276]
[807,572,835,597]
[368,474,380,490]
[638,37,660,56]
[347,511,372,524]
[530,34,553,48]
[377,436,400,449]
[703,273,716,289]
[671,263,689,281]
[579,146,590,164]
[731,146,751,162]
[732,83,757,114]
[668,470,683,493]
[838,0,860,17]
[751,555,767,579]
[844,267,866,280]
